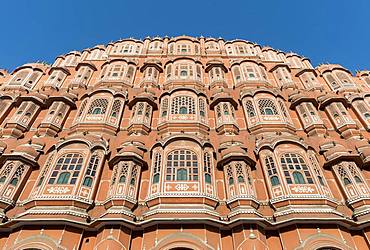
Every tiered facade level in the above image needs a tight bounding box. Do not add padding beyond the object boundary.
[0,36,370,250]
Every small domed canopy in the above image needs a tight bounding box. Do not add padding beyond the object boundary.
[230,59,266,70]
[151,134,213,153]
[127,90,157,110]
[209,90,238,109]
[0,92,20,101]
[109,138,148,167]
[0,69,9,77]
[75,62,97,72]
[285,52,303,58]
[261,46,278,52]
[12,63,47,75]
[164,56,203,67]
[345,93,366,103]
[80,87,128,100]
[159,86,208,100]
[269,63,291,73]
[0,140,45,167]
[316,64,352,76]
[357,70,370,77]
[145,36,163,42]
[205,60,228,73]
[45,91,78,108]
[16,92,48,106]
[82,45,106,53]
[288,90,319,108]
[295,68,318,77]
[255,134,309,154]
[356,142,370,168]
[140,59,163,73]
[109,38,143,46]
[217,145,255,169]
[225,39,255,45]
[101,58,137,69]
[47,66,71,76]
[170,35,199,43]
[240,87,285,100]
[317,92,348,110]
[319,141,361,168]
[55,133,109,154]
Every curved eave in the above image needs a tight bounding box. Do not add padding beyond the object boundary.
[210,94,238,109]
[127,95,158,110]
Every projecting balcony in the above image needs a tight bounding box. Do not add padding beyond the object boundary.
[247,114,296,135]
[158,114,209,136]
[163,76,205,91]
[128,116,151,135]
[70,115,121,136]
[209,77,228,89]
[68,78,88,89]
[332,82,360,94]
[138,77,160,89]
[234,78,271,89]
[95,77,133,88]
[215,116,239,135]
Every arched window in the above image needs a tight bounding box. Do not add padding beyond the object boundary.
[199,98,206,117]
[126,66,135,80]
[343,177,351,185]
[49,153,83,185]
[235,163,245,183]
[258,99,278,115]
[161,98,169,117]
[308,153,326,187]
[118,162,129,184]
[130,165,138,186]
[57,172,70,184]
[8,69,42,89]
[233,67,242,83]
[270,176,280,186]
[119,175,126,183]
[203,152,212,184]
[166,150,198,181]
[292,171,305,184]
[152,152,162,184]
[177,168,188,180]
[76,99,88,122]
[179,107,188,114]
[227,165,234,186]
[92,107,102,114]
[265,156,280,186]
[336,71,352,84]
[0,163,13,184]
[325,74,339,90]
[8,165,25,186]
[171,96,195,115]
[110,100,122,118]
[280,153,313,184]
[82,154,100,187]
[10,177,19,186]
[83,177,93,187]
[245,100,256,117]
[354,176,363,183]
[87,99,109,115]
[103,63,125,80]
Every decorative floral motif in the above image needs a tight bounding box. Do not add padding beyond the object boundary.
[47,186,70,194]
[175,183,189,191]
[291,186,315,193]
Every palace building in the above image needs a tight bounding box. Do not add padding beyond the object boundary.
[0,36,370,249]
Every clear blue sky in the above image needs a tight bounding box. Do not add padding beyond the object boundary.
[1,0,369,73]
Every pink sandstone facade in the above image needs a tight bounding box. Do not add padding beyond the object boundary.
[0,36,370,249]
